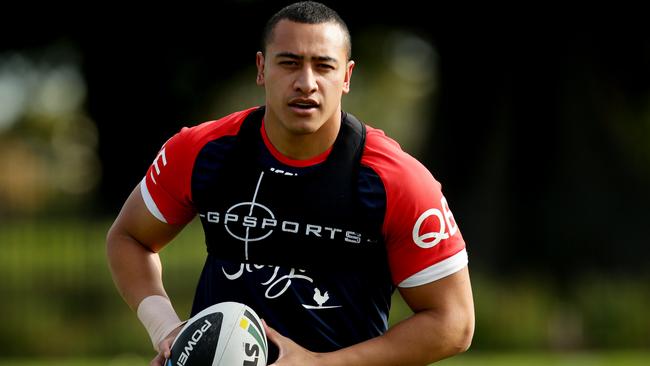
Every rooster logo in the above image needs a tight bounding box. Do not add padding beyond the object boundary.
[314,288,329,307]
[302,287,341,310]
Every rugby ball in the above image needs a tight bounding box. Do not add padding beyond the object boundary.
[166,302,267,366]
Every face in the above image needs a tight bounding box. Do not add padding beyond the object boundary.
[256,20,355,136]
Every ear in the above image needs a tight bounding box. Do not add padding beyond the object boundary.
[256,51,265,86]
[342,60,355,94]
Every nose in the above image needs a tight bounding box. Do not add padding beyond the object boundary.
[294,65,318,94]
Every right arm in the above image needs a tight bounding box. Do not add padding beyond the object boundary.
[106,183,185,311]
[106,183,187,363]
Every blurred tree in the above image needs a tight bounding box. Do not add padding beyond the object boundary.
[1,1,648,277]
[0,43,100,216]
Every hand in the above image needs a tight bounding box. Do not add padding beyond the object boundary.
[150,324,184,366]
[264,320,323,366]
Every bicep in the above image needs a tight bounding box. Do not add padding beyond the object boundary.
[109,184,186,253]
[394,266,475,357]
[398,266,474,315]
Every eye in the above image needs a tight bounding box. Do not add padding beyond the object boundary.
[279,60,298,66]
[318,64,335,70]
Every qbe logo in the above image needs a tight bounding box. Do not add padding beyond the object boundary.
[412,196,458,249]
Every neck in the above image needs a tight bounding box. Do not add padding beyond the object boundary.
[263,112,341,161]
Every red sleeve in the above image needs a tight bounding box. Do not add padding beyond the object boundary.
[362,126,468,287]
[140,107,256,225]
[140,126,198,225]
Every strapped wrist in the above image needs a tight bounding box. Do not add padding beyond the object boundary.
[136,295,184,352]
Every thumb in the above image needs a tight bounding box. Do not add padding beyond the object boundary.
[158,338,172,360]
[159,322,184,359]
[263,319,287,366]
[158,337,174,359]
[262,319,284,345]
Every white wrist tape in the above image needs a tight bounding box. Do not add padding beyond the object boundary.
[137,295,185,352]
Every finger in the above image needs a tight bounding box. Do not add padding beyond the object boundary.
[162,340,172,359]
[262,319,284,345]
[263,319,293,365]
[159,323,183,359]
[157,335,174,360]
[150,352,165,366]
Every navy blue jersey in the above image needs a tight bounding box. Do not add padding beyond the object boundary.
[141,107,467,358]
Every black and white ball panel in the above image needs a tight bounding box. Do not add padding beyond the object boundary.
[167,302,267,366]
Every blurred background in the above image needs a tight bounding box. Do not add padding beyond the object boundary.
[1,1,648,365]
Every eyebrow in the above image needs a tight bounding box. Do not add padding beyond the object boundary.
[274,52,338,64]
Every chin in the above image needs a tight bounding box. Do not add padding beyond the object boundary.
[286,122,321,135]
[283,116,324,135]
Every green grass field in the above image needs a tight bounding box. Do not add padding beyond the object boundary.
[1,219,649,364]
[1,352,649,366]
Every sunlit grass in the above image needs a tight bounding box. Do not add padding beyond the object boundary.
[1,352,649,366]
[438,351,650,366]
[1,219,649,359]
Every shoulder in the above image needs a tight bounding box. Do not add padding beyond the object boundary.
[140,107,259,225]
[361,125,440,192]
[156,107,258,174]
[360,125,466,288]
[174,106,258,149]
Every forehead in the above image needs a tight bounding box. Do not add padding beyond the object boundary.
[267,20,347,59]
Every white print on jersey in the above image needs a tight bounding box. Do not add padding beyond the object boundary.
[412,196,459,249]
[270,167,298,176]
[303,288,341,310]
[150,147,168,185]
[222,263,342,310]
[199,171,368,261]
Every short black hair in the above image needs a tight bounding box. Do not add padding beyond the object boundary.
[262,1,351,60]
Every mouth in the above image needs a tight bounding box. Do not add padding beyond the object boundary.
[288,98,320,111]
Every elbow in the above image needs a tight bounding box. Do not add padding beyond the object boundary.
[105,224,117,256]
[420,307,475,361]
[105,222,122,259]
[455,318,474,354]
[105,224,128,276]
[105,222,138,261]
[451,311,475,355]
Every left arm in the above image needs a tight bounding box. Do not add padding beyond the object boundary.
[266,266,474,366]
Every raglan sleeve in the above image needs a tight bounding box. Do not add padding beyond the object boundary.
[139,127,197,225]
[380,150,468,288]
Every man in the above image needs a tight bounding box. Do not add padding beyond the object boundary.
[107,2,474,365]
